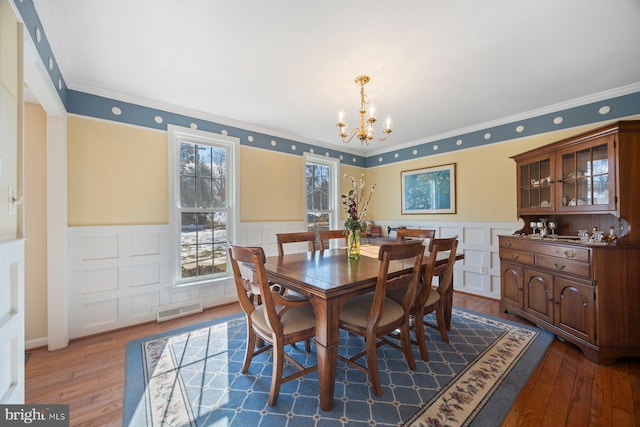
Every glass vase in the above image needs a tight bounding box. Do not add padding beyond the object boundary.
[348,229,361,259]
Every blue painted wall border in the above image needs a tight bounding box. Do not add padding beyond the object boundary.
[13,0,640,170]
[13,0,68,106]
[65,90,367,167]
[365,91,640,168]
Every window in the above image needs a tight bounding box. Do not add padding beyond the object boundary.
[304,154,339,246]
[169,126,239,285]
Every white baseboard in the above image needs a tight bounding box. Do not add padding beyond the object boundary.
[25,337,48,351]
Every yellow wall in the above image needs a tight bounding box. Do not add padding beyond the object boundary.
[24,102,48,340]
[67,120,366,224]
[67,116,168,225]
[67,116,640,226]
[240,147,305,222]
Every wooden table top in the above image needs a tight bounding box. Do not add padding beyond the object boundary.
[263,245,462,299]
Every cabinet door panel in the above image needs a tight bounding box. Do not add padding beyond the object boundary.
[555,277,596,343]
[501,261,524,309]
[556,135,616,212]
[524,269,554,323]
[517,155,555,213]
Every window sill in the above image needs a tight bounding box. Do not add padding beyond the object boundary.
[171,274,232,289]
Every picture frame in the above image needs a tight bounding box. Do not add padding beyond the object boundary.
[401,163,456,214]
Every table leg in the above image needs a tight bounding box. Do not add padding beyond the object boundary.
[309,295,340,411]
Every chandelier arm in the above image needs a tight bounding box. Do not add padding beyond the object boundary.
[340,128,360,143]
[366,129,390,142]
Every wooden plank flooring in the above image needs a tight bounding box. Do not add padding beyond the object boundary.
[25,293,640,426]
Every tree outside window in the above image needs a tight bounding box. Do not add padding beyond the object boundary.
[179,141,229,279]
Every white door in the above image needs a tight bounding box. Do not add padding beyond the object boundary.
[0,0,25,404]
[0,240,25,403]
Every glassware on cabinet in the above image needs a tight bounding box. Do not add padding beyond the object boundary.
[530,221,538,236]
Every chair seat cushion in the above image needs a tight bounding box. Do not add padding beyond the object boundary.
[423,289,441,307]
[339,293,404,328]
[251,303,315,335]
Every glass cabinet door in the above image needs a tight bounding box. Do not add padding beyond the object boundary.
[519,157,553,212]
[558,136,615,212]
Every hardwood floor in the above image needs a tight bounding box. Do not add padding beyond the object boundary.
[25,293,640,426]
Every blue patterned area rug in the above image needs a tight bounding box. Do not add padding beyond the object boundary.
[124,308,553,426]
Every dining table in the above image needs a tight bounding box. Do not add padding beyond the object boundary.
[260,244,464,411]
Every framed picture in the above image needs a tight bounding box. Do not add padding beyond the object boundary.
[401,163,456,214]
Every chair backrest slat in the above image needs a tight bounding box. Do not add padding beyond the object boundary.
[428,237,459,295]
[415,237,459,306]
[319,229,348,251]
[276,232,316,256]
[229,245,283,335]
[370,241,424,326]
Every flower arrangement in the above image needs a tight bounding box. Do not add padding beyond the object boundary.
[341,173,376,233]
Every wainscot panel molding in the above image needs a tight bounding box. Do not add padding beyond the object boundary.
[66,220,517,337]
[67,225,229,338]
[68,225,168,338]
[66,223,310,338]
[236,221,311,256]
[373,220,523,299]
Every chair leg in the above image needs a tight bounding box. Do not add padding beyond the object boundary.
[243,326,257,373]
[268,341,285,406]
[304,338,311,353]
[413,311,430,362]
[400,322,417,370]
[366,337,382,397]
[435,305,449,343]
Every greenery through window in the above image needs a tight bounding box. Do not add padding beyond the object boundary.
[178,141,229,280]
[305,158,336,247]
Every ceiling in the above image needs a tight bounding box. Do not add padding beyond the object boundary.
[32,0,640,154]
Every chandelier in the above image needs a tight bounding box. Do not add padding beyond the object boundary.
[337,75,392,145]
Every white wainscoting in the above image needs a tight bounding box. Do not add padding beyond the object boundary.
[67,225,235,338]
[68,225,170,338]
[372,220,523,299]
[66,220,521,338]
[0,239,25,404]
[66,222,311,338]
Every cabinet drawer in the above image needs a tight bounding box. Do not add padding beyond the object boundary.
[536,254,591,278]
[500,238,535,252]
[500,249,534,265]
[544,245,590,262]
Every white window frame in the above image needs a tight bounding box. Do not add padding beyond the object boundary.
[303,153,340,242]
[168,125,239,287]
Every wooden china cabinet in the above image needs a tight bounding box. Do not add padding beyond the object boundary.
[499,120,640,364]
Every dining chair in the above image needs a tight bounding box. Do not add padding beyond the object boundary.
[228,245,318,406]
[411,236,459,362]
[337,240,424,396]
[276,231,316,256]
[319,229,348,251]
[396,228,435,244]
[275,232,316,302]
